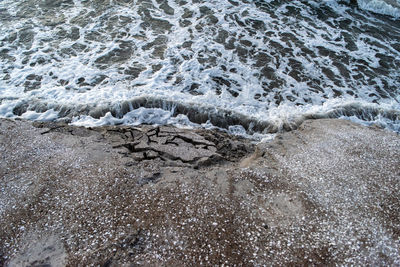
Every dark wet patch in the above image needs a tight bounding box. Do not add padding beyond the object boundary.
[24,75,42,92]
[95,41,134,65]
[124,66,146,79]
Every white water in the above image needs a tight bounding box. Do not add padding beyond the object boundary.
[0,0,399,139]
[358,0,400,17]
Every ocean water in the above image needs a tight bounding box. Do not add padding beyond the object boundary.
[0,0,399,139]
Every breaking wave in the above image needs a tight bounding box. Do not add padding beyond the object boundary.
[6,97,400,137]
[0,0,399,138]
[358,0,400,18]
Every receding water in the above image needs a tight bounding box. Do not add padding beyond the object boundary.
[0,0,399,138]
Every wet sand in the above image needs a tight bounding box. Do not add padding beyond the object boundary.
[0,118,399,265]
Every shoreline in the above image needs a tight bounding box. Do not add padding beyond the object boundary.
[0,118,399,265]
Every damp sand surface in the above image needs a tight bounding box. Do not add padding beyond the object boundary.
[0,118,399,265]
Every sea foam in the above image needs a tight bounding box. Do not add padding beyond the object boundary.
[358,0,400,18]
[0,0,399,138]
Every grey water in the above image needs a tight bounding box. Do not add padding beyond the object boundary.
[0,0,399,137]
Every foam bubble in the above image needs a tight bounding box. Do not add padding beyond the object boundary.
[0,0,399,137]
[358,0,400,18]
[20,109,59,121]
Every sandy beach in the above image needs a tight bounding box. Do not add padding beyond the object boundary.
[0,118,399,265]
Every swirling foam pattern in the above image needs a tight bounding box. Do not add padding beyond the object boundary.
[0,0,399,136]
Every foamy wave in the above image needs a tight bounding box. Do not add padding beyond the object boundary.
[0,0,399,137]
[5,96,399,139]
[358,0,400,18]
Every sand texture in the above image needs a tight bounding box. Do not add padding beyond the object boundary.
[0,118,399,266]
